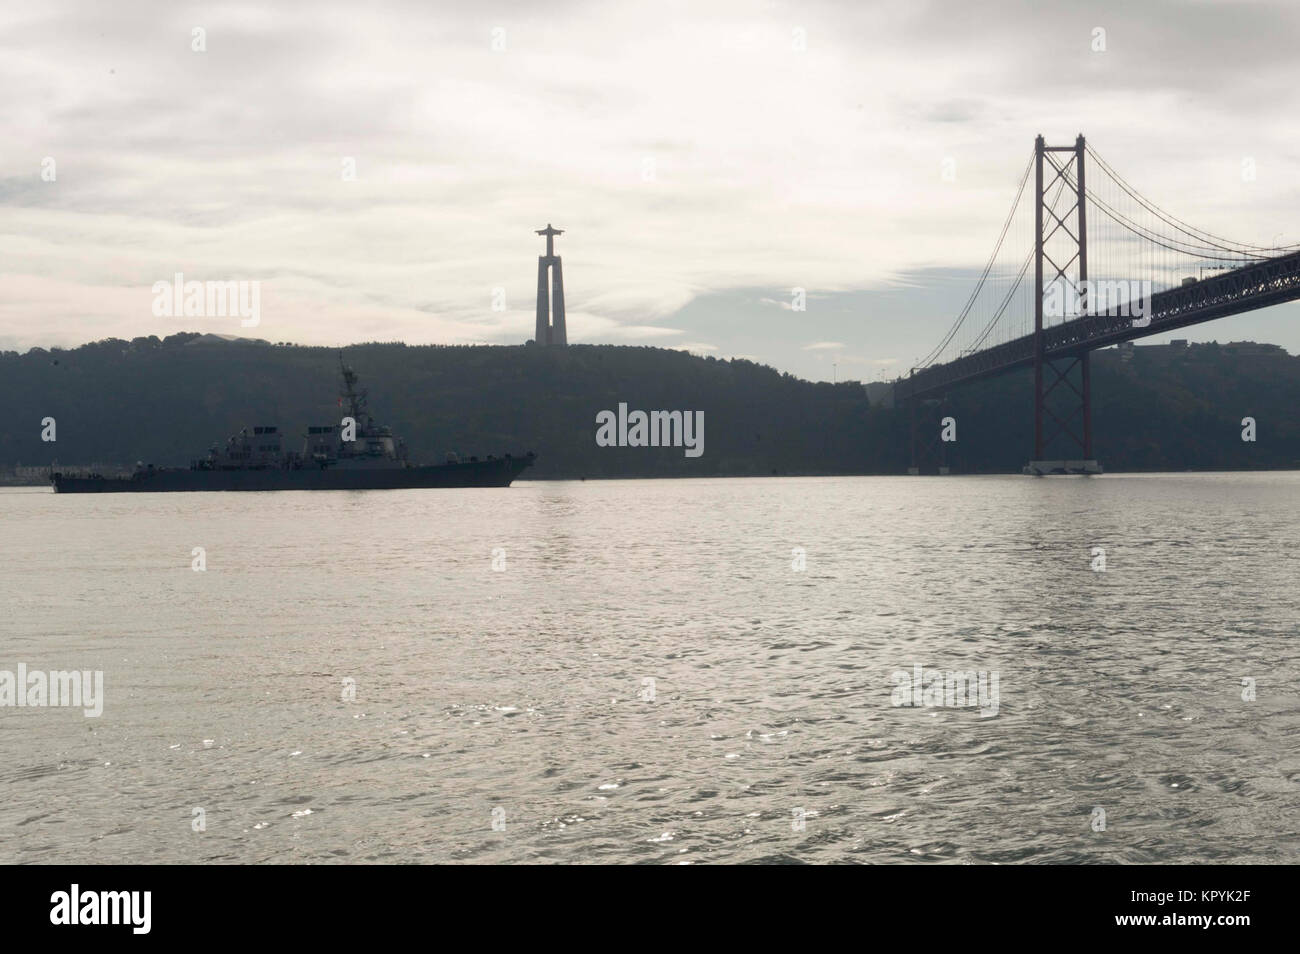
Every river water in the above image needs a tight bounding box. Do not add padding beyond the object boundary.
[1,473,1297,864]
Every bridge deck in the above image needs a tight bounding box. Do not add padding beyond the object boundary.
[900,250,1300,399]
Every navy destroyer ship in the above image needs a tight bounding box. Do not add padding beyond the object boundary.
[52,356,535,493]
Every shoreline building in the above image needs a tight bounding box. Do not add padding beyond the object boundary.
[534,223,567,346]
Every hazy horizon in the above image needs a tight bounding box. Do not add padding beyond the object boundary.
[11,325,1297,389]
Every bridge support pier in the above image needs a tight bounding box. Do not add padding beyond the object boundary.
[1027,350,1100,474]
[1082,349,1092,458]
[1028,134,1100,475]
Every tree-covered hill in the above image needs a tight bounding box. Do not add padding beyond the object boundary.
[1,334,1297,478]
[1,335,892,478]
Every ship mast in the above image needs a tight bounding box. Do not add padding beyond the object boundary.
[338,352,370,428]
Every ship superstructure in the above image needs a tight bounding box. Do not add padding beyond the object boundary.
[53,355,534,492]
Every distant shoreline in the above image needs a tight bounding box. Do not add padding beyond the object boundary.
[7,467,1300,488]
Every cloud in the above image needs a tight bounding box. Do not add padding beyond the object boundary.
[1,0,1297,371]
[836,355,899,367]
[802,341,845,351]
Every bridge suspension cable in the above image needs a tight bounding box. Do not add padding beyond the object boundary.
[964,170,1074,355]
[1085,144,1298,255]
[914,152,1032,369]
[1084,184,1267,263]
[912,139,1297,377]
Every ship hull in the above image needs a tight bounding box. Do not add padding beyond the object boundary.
[52,455,533,493]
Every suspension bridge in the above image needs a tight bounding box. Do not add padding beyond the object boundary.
[897,135,1300,475]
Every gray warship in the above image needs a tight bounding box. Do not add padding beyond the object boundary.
[52,355,535,493]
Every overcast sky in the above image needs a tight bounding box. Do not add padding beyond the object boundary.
[2,0,1298,380]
